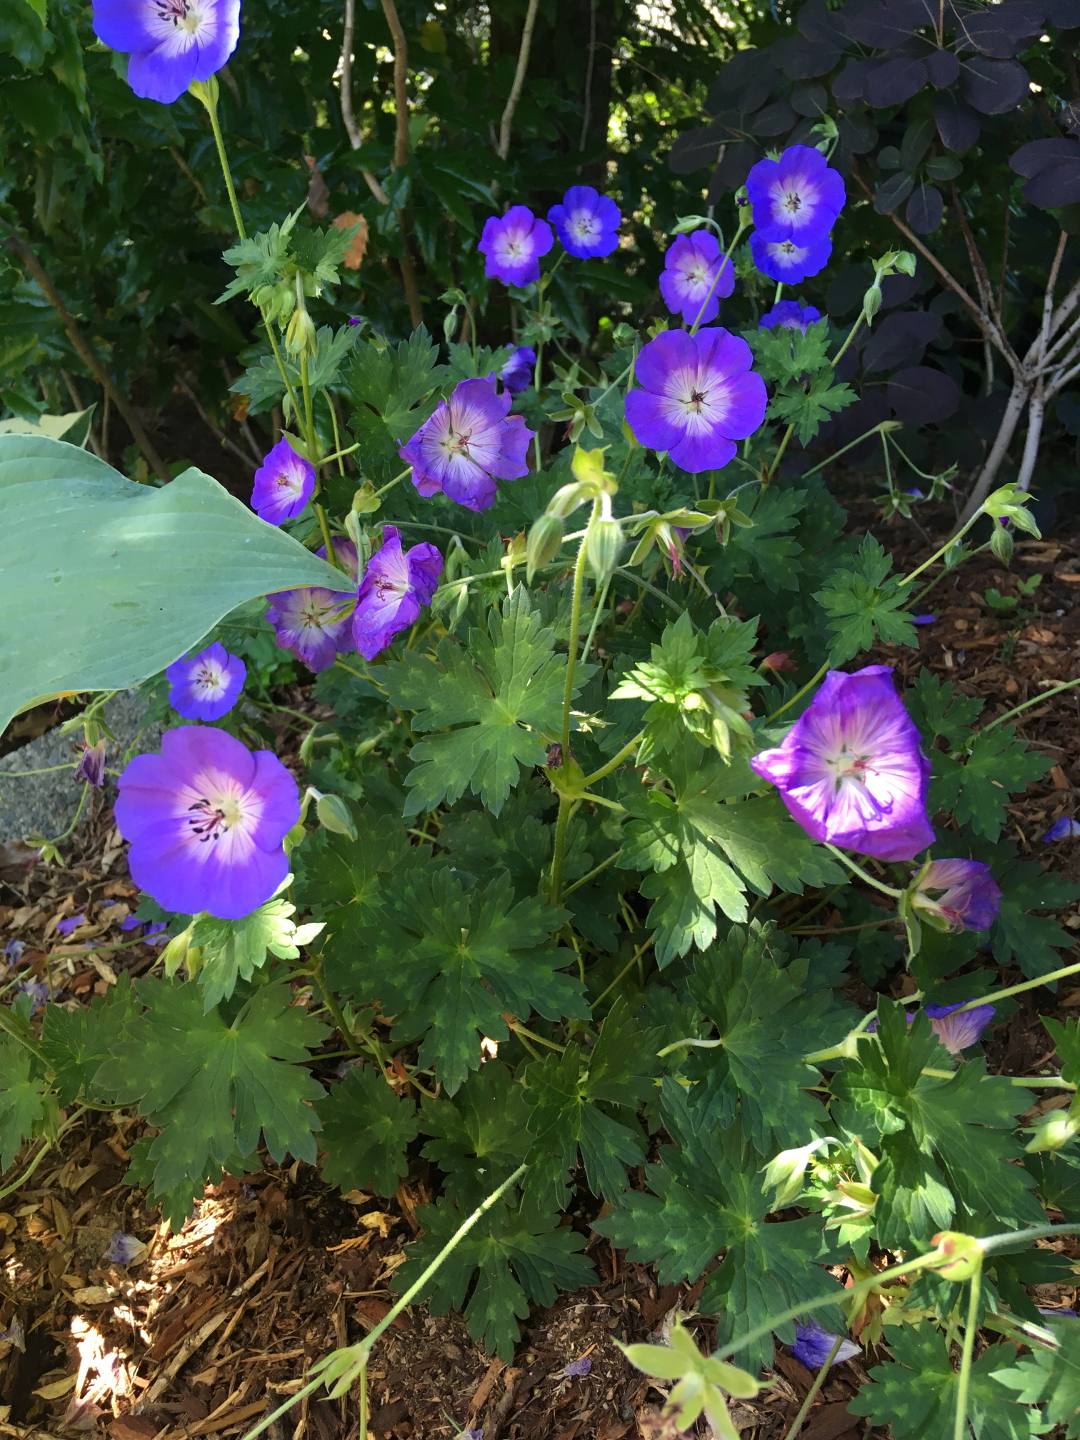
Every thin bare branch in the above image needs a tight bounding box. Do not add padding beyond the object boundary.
[497,0,542,162]
[1016,381,1045,493]
[1047,271,1080,350]
[338,0,391,204]
[1,224,171,484]
[380,0,410,170]
[955,375,1031,525]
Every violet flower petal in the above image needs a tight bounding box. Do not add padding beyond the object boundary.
[548,185,621,259]
[352,526,443,660]
[659,231,735,324]
[478,207,553,286]
[251,436,315,526]
[92,0,242,105]
[746,145,846,245]
[166,641,246,722]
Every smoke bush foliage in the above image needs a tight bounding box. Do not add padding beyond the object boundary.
[5,1,1080,1435]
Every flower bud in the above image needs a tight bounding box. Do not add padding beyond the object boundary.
[285,303,317,358]
[527,513,564,582]
[316,792,358,841]
[990,518,1014,565]
[351,481,381,515]
[1025,1106,1080,1152]
[761,1138,831,1209]
[928,1230,984,1282]
[585,518,623,582]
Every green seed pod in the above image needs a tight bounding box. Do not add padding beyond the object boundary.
[316,792,358,841]
[585,518,623,582]
[989,520,1014,565]
[527,513,564,582]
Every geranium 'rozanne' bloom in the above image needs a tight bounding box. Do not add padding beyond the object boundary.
[624,327,767,474]
[750,666,934,862]
[399,377,532,511]
[547,185,621,258]
[924,1001,996,1054]
[104,1232,147,1266]
[352,525,442,660]
[92,0,241,105]
[1046,816,1080,841]
[265,539,358,674]
[251,436,315,526]
[114,726,299,919]
[166,641,246,721]
[759,300,822,332]
[497,346,536,395]
[750,230,832,285]
[75,739,108,787]
[911,858,1001,932]
[659,231,734,325]
[746,145,845,244]
[790,1322,860,1370]
[478,206,554,287]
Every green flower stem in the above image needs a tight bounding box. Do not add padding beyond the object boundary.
[656,1035,723,1058]
[562,505,597,757]
[561,847,624,901]
[984,674,1080,732]
[0,1105,87,1202]
[309,961,363,1056]
[581,732,646,789]
[548,796,579,906]
[799,423,892,481]
[614,567,687,617]
[768,662,829,722]
[829,314,867,371]
[591,936,654,1007]
[233,1162,533,1440]
[374,467,411,499]
[780,1334,843,1440]
[953,958,1080,1011]
[823,844,903,899]
[953,1266,983,1440]
[804,1009,880,1065]
[510,1022,565,1053]
[1,762,78,777]
[900,507,986,589]
[582,575,612,658]
[764,422,796,485]
[321,441,361,469]
[689,214,749,338]
[261,319,304,430]
[300,352,317,458]
[192,78,246,240]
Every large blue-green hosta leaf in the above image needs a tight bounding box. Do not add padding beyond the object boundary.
[0,435,344,731]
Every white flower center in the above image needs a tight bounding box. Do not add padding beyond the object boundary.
[781,188,802,214]
[194,663,226,696]
[827,744,874,791]
[187,793,244,843]
[157,0,202,33]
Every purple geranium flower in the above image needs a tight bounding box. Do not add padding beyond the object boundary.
[478,206,554,287]
[55,914,86,937]
[497,346,536,395]
[4,939,25,963]
[399,377,532,511]
[1046,816,1080,841]
[16,979,50,1013]
[166,641,246,722]
[912,858,1001,932]
[759,300,822,332]
[352,526,442,661]
[74,739,108,788]
[790,1322,860,1370]
[924,1001,996,1054]
[624,327,767,474]
[912,614,936,625]
[746,145,845,245]
[751,666,934,862]
[251,437,315,527]
[659,231,735,326]
[114,726,299,920]
[103,1231,146,1265]
[562,1356,592,1378]
[547,185,621,259]
[266,539,358,674]
[750,231,832,285]
[92,0,241,105]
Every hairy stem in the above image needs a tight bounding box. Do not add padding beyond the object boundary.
[780,1334,843,1440]
[952,1267,983,1440]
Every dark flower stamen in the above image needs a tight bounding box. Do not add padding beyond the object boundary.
[188,798,229,843]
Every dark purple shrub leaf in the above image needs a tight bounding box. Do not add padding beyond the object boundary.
[832,59,873,102]
[751,101,799,136]
[1024,158,1080,207]
[863,312,942,372]
[933,92,981,150]
[799,0,851,45]
[1047,0,1080,23]
[836,111,878,152]
[960,56,1030,113]
[874,170,917,213]
[905,182,945,232]
[782,41,844,79]
[900,116,937,170]
[888,366,961,423]
[791,82,829,116]
[1009,137,1080,176]
[709,141,760,195]
[955,3,1044,59]
[669,123,731,175]
[844,0,926,47]
[863,57,929,106]
[925,48,961,86]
